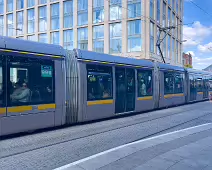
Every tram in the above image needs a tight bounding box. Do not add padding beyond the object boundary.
[0,36,211,136]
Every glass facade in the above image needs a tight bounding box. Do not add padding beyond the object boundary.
[17,0,24,10]
[150,22,154,53]
[0,0,3,14]
[163,2,166,27]
[110,0,122,21]
[78,27,88,50]
[17,11,23,35]
[51,3,59,30]
[78,0,88,26]
[64,0,73,28]
[128,20,141,52]
[27,9,34,34]
[7,0,13,12]
[93,25,104,53]
[28,0,34,8]
[128,0,141,18]
[64,30,73,50]
[39,33,47,43]
[110,23,122,53]
[157,0,160,24]
[93,0,104,23]
[39,6,47,32]
[150,0,154,19]
[51,31,60,45]
[7,14,13,36]
[0,15,3,35]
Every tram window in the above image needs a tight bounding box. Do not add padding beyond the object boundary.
[209,78,212,91]
[0,56,6,107]
[8,56,54,106]
[87,64,112,101]
[174,73,184,93]
[137,70,153,97]
[164,72,174,94]
[196,77,203,92]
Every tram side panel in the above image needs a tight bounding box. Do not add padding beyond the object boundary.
[1,53,59,136]
[83,62,115,121]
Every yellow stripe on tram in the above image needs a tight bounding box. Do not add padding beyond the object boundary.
[0,108,6,114]
[38,104,56,110]
[87,100,113,106]
[137,96,153,101]
[8,106,33,113]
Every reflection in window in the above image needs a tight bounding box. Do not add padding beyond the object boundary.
[128,0,141,18]
[17,11,23,35]
[39,6,47,32]
[51,3,60,30]
[209,78,212,91]
[168,35,171,58]
[110,0,122,21]
[87,65,112,101]
[28,0,34,8]
[137,70,152,97]
[93,25,104,53]
[110,23,122,53]
[172,0,175,11]
[0,0,3,14]
[128,20,141,52]
[64,30,73,50]
[9,56,54,106]
[39,33,48,43]
[150,22,154,53]
[150,0,154,19]
[0,16,3,35]
[64,0,73,28]
[196,77,203,92]
[172,12,175,35]
[27,35,36,41]
[51,31,60,45]
[78,27,88,50]
[7,0,13,12]
[176,0,178,13]
[164,72,174,94]
[39,0,46,4]
[174,73,183,93]
[162,32,166,58]
[93,0,104,23]
[0,57,4,107]
[78,0,88,26]
[162,2,166,27]
[176,41,178,63]
[168,8,171,26]
[172,38,175,62]
[7,14,13,36]
[28,9,35,34]
[17,0,24,9]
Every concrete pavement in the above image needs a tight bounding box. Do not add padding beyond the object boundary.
[56,123,212,170]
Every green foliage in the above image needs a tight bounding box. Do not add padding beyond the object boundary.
[184,64,193,68]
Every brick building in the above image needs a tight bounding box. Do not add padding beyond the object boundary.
[183,52,192,67]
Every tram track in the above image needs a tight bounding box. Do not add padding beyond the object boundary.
[0,102,211,160]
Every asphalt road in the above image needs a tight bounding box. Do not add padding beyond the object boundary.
[0,101,212,170]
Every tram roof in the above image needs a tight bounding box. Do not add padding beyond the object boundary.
[158,63,185,72]
[186,68,212,76]
[74,49,154,68]
[0,36,64,56]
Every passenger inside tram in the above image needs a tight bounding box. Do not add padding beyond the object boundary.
[140,79,147,96]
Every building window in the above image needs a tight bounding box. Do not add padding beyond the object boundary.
[156,26,160,55]
[168,35,171,59]
[7,14,13,36]
[27,35,36,41]
[150,0,154,19]
[162,2,166,27]
[7,0,13,12]
[17,0,24,10]
[28,0,34,8]
[150,22,154,53]
[110,0,122,21]
[128,20,141,52]
[0,16,3,35]
[39,0,47,5]
[27,9,34,34]
[172,12,175,35]
[163,32,166,58]
[78,27,88,50]
[168,8,171,26]
[0,0,3,14]
[39,6,47,32]
[17,11,23,35]
[172,38,175,62]
[51,3,59,30]
[180,0,182,14]
[168,0,171,6]
[176,18,178,39]
[87,65,113,101]
[39,33,48,43]
[176,41,178,63]
[172,0,175,11]
[157,0,160,24]
[93,25,104,53]
[63,30,73,50]
[128,0,141,19]
[78,0,88,26]
[110,23,122,53]
[64,0,73,28]
[93,0,104,23]
[137,70,153,97]
[51,31,60,45]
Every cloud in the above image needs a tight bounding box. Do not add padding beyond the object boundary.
[197,42,212,53]
[192,56,212,70]
[186,51,195,57]
[183,21,212,47]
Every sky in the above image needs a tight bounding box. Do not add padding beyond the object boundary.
[183,0,212,70]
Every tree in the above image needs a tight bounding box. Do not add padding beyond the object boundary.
[184,64,193,68]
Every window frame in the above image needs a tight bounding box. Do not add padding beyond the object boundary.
[87,64,113,101]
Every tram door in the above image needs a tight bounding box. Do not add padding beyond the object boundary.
[189,74,196,101]
[115,68,135,113]
[203,77,208,99]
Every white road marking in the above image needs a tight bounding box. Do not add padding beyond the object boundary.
[54,122,212,170]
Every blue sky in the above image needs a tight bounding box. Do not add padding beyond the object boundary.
[183,0,212,70]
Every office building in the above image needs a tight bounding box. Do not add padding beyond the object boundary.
[0,0,183,65]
